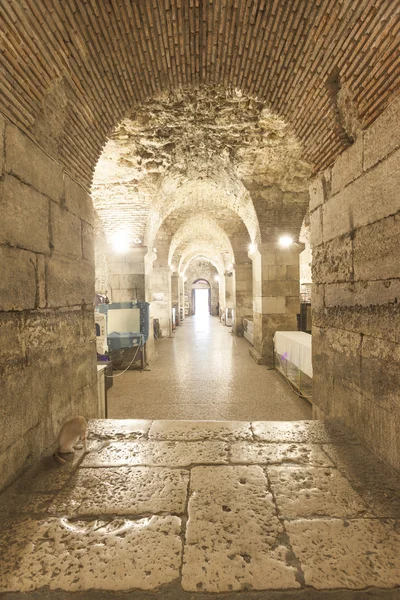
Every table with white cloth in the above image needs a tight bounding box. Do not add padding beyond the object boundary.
[273,331,312,398]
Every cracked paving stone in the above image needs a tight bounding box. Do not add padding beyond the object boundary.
[286,518,400,589]
[48,467,189,515]
[0,515,182,592]
[268,466,368,518]
[252,421,359,444]
[88,419,151,440]
[148,420,253,441]
[182,465,300,592]
[80,440,229,467]
[230,443,334,466]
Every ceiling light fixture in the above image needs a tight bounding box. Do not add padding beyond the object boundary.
[278,235,293,248]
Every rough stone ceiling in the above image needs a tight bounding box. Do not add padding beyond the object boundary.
[1,0,398,187]
[92,88,308,252]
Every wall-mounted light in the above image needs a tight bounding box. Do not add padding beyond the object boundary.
[214,275,220,282]
[153,247,157,253]
[278,235,293,248]
[249,243,257,253]
[170,265,175,272]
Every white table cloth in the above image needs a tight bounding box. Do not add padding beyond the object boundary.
[273,331,312,377]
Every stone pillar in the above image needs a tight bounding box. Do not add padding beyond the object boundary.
[180,277,186,321]
[144,249,156,359]
[171,273,179,325]
[233,262,252,336]
[249,242,303,366]
[106,247,147,302]
[151,264,172,337]
[219,274,226,318]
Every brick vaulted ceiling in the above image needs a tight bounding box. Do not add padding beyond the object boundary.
[1,0,399,188]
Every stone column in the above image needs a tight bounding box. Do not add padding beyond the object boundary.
[249,242,303,366]
[171,272,180,325]
[219,275,226,318]
[180,276,186,321]
[233,262,252,336]
[106,247,147,303]
[152,264,172,337]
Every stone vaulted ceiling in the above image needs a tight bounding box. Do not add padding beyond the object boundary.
[1,0,399,271]
[1,0,398,186]
[92,88,309,254]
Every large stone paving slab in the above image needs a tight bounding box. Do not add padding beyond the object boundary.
[48,467,189,516]
[323,443,400,518]
[268,466,368,518]
[88,419,151,440]
[252,421,359,444]
[148,420,253,441]
[81,440,229,467]
[0,515,182,592]
[286,518,400,589]
[230,443,334,466]
[182,465,300,592]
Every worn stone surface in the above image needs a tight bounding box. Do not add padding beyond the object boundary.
[230,443,334,467]
[1,419,400,597]
[148,420,253,441]
[0,175,50,253]
[287,519,400,589]
[252,421,357,444]
[88,419,151,440]
[64,175,94,225]
[49,467,189,515]
[182,465,299,592]
[322,443,400,518]
[331,137,363,195]
[51,202,83,259]
[0,515,182,592]
[364,94,400,170]
[322,149,400,243]
[268,466,368,518]
[46,252,95,307]
[0,246,37,311]
[80,441,229,468]
[5,123,63,202]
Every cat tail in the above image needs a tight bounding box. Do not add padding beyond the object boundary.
[53,451,66,465]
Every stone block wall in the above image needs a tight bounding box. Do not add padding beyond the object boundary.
[0,119,98,492]
[233,263,253,336]
[106,249,146,303]
[310,96,400,471]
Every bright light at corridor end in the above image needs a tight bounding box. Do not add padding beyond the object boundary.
[278,235,293,248]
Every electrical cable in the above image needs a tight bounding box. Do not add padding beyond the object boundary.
[104,335,145,378]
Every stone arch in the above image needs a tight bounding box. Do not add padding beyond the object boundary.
[168,215,235,270]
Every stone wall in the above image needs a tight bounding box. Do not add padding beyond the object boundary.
[233,263,253,336]
[106,249,146,303]
[311,96,400,471]
[0,119,98,492]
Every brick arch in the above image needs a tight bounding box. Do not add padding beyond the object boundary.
[1,0,398,189]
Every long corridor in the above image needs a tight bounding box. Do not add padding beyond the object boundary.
[107,314,312,421]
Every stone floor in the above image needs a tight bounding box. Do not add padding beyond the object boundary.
[107,315,312,421]
[1,419,400,599]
